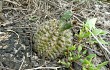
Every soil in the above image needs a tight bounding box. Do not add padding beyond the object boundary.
[0,0,110,70]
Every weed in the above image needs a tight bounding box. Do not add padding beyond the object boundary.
[59,11,108,70]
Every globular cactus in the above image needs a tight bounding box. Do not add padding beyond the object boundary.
[33,19,72,59]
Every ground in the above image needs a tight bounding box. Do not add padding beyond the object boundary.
[0,0,110,70]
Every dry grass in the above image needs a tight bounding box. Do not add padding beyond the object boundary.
[0,0,110,70]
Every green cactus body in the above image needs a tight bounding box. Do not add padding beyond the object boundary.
[34,19,72,59]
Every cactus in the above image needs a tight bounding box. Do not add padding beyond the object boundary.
[33,19,72,59]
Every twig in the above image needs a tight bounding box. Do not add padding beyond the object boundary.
[25,66,61,70]
[4,0,21,6]
[88,29,110,55]
[19,56,25,70]
[7,30,19,44]
[3,7,27,11]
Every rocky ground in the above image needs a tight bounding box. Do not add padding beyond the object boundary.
[0,0,110,70]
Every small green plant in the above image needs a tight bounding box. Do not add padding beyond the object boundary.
[60,10,73,31]
[80,54,108,70]
[59,16,108,70]
[59,45,87,68]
